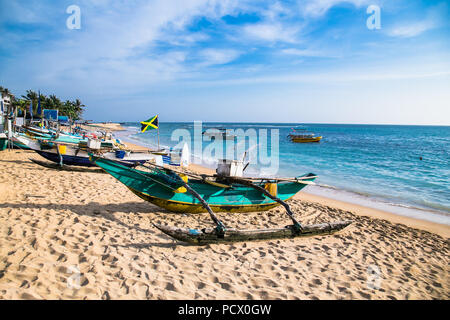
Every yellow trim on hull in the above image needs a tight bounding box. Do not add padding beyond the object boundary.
[128,187,282,213]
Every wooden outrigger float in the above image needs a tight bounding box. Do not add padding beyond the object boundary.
[154,221,352,245]
[92,157,352,244]
[154,174,351,244]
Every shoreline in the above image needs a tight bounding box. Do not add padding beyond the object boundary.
[82,122,127,132]
[116,128,450,237]
[296,193,449,238]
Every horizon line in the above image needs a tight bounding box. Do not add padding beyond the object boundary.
[92,120,450,127]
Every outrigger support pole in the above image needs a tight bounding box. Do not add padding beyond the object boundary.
[139,162,227,235]
[173,174,227,236]
[55,143,64,168]
[223,176,303,232]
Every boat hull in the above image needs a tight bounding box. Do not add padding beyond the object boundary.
[289,135,322,143]
[35,150,147,168]
[0,137,7,151]
[128,187,280,213]
[35,150,97,167]
[12,140,31,150]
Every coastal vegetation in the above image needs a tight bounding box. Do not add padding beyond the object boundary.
[0,86,85,120]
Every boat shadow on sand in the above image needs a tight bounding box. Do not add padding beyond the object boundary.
[0,159,37,166]
[0,201,194,248]
[28,158,106,173]
[0,158,106,173]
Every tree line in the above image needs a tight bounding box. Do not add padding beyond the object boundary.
[0,86,85,120]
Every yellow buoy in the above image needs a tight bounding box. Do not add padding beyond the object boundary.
[58,145,67,155]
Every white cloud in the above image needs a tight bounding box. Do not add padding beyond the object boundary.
[1,0,247,92]
[163,32,210,46]
[281,48,326,57]
[299,0,372,18]
[0,0,52,24]
[387,21,435,38]
[243,23,299,43]
[189,69,450,87]
[198,49,241,67]
[386,4,446,38]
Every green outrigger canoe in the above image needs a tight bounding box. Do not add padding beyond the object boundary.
[92,157,352,244]
[92,156,317,213]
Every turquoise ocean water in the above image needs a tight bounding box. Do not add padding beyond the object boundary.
[115,123,450,225]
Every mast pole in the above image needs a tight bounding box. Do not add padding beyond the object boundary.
[157,126,160,150]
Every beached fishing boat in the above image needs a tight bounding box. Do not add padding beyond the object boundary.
[91,156,317,213]
[288,128,322,143]
[0,133,7,151]
[12,135,160,167]
[11,131,75,150]
[202,128,236,140]
[91,156,351,244]
[23,125,96,141]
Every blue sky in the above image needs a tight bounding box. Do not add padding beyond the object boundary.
[0,0,449,124]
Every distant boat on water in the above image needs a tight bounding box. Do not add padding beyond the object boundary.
[288,127,322,143]
[202,128,236,140]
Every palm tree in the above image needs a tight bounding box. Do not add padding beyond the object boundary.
[12,98,29,119]
[22,90,38,114]
[45,94,63,110]
[60,100,74,120]
[21,90,38,101]
[72,99,85,120]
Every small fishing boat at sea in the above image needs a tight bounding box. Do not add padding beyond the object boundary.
[202,128,236,140]
[288,127,322,143]
[91,156,351,244]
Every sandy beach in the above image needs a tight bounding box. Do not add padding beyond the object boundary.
[0,149,448,300]
[81,123,127,132]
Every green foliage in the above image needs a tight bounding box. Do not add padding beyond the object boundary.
[1,87,85,120]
